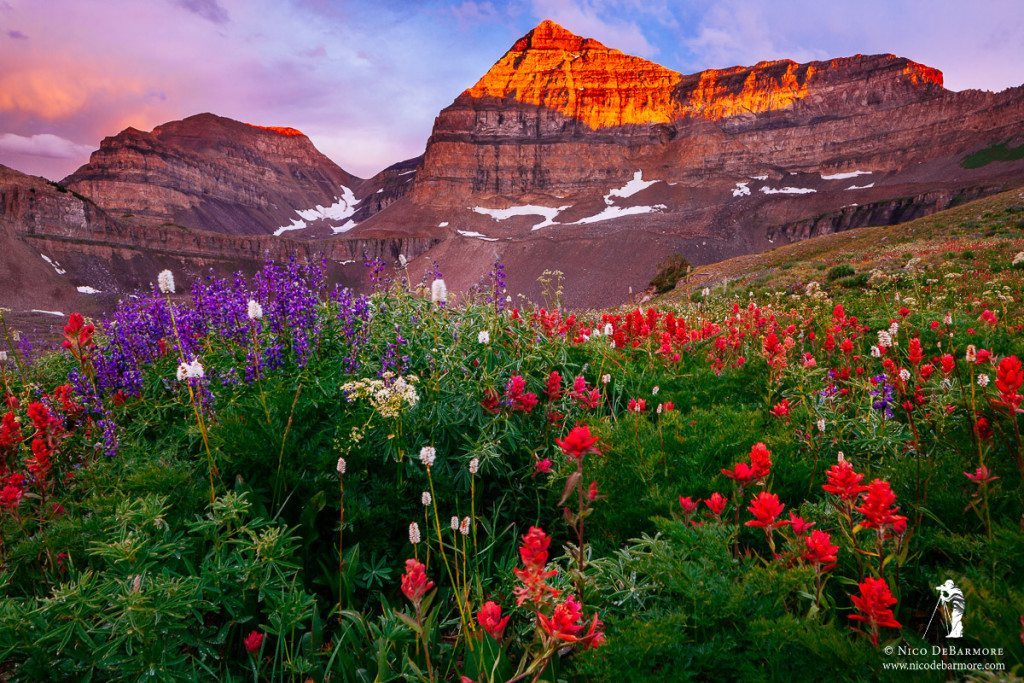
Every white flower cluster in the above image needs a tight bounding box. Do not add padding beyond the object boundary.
[409,522,421,544]
[341,373,420,418]
[469,458,479,474]
[176,358,205,381]
[431,278,447,304]
[419,446,436,468]
[421,491,432,506]
[157,269,175,294]
[478,330,490,345]
[877,330,893,348]
[978,374,990,387]
[247,299,264,320]
[336,458,346,475]
[1013,251,1024,267]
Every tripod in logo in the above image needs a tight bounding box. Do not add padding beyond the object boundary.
[924,579,964,639]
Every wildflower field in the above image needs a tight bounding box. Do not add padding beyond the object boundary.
[1,194,1023,681]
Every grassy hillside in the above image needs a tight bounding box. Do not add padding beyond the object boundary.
[672,187,1024,300]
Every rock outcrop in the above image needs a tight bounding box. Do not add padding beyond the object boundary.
[63,113,364,236]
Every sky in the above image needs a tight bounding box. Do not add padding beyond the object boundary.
[1,0,1022,180]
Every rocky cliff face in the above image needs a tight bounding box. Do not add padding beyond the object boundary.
[63,113,364,236]
[366,20,1024,305]
[3,19,1024,317]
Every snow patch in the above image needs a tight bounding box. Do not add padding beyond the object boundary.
[40,254,66,275]
[573,204,667,224]
[457,230,499,242]
[750,175,768,181]
[472,204,569,231]
[76,286,101,294]
[821,170,872,180]
[273,218,307,236]
[732,182,751,197]
[397,170,416,176]
[846,183,875,190]
[331,220,358,234]
[438,221,449,227]
[276,186,359,236]
[760,186,817,195]
[604,171,658,205]
[31,309,64,316]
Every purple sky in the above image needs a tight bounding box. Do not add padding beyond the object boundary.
[1,0,1022,180]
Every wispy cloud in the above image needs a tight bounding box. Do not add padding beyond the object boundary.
[169,0,229,24]
[0,132,94,159]
[6,29,28,40]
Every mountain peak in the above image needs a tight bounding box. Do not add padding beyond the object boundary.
[512,19,604,52]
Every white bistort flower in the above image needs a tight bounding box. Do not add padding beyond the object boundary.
[419,446,436,467]
[157,269,175,294]
[469,458,479,474]
[478,330,490,345]
[899,368,911,382]
[421,491,432,506]
[336,458,346,475]
[977,374,990,387]
[409,522,421,545]
[430,278,447,304]
[247,299,263,320]
[459,516,470,536]
[176,358,205,381]
[450,516,459,532]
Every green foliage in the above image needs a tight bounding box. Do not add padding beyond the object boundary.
[827,265,856,282]
[961,141,1024,169]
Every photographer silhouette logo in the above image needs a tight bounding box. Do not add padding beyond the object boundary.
[924,579,965,639]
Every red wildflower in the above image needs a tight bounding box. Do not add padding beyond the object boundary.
[721,461,758,485]
[856,479,906,531]
[587,480,599,501]
[555,425,600,460]
[243,630,264,654]
[513,527,560,606]
[537,595,605,648]
[803,529,838,569]
[745,492,788,529]
[62,312,95,356]
[570,376,601,409]
[534,458,552,475]
[939,354,955,374]
[995,355,1023,410]
[661,401,675,412]
[678,496,699,515]
[545,371,563,401]
[974,417,993,441]
[822,458,869,501]
[748,443,772,479]
[964,465,999,485]
[907,338,923,366]
[0,483,23,509]
[400,558,435,606]
[477,600,510,640]
[979,309,998,327]
[0,411,23,449]
[704,492,727,517]
[505,375,538,412]
[771,399,791,418]
[848,577,902,645]
[788,511,815,536]
[627,398,646,413]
